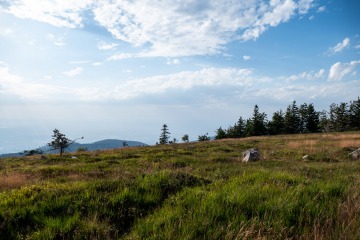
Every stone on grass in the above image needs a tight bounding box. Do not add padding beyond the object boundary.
[242,148,260,162]
[349,148,360,159]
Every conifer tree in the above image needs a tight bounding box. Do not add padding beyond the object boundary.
[299,103,308,133]
[306,103,320,133]
[159,124,170,144]
[48,129,82,156]
[234,117,246,138]
[268,110,285,135]
[215,127,227,140]
[284,101,301,134]
[250,105,267,136]
[349,97,360,130]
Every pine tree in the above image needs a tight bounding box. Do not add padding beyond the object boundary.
[215,127,227,140]
[234,117,246,138]
[349,97,360,130]
[306,103,320,133]
[284,101,301,134]
[159,124,170,144]
[268,110,285,135]
[250,105,267,136]
[299,103,308,133]
[48,129,71,156]
[329,103,350,132]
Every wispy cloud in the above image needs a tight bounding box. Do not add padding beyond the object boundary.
[327,37,350,55]
[317,6,326,13]
[92,62,102,66]
[2,0,315,58]
[328,60,360,81]
[282,69,326,81]
[243,55,251,61]
[1,63,359,104]
[4,0,92,28]
[46,33,65,46]
[166,59,180,65]
[63,67,83,77]
[0,28,13,36]
[97,41,118,50]
[0,65,68,99]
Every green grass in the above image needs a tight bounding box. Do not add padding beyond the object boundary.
[1,132,360,239]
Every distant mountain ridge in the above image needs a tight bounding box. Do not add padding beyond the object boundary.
[0,139,148,158]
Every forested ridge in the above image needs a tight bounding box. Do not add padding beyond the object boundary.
[215,97,360,140]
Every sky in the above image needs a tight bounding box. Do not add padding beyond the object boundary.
[0,0,359,154]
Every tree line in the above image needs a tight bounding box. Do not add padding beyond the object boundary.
[215,97,360,140]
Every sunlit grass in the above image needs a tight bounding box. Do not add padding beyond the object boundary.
[0,132,360,239]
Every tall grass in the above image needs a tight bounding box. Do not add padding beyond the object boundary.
[0,132,360,239]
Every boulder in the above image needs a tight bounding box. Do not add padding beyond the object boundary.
[242,148,260,162]
[349,148,360,159]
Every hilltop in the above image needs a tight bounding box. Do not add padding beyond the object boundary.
[0,139,148,158]
[1,132,360,239]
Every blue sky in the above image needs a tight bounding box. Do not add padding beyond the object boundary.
[0,0,359,153]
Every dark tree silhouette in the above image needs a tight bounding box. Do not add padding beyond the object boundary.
[159,124,170,144]
[48,129,83,156]
[182,134,189,143]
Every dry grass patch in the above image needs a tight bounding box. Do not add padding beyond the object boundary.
[0,173,29,191]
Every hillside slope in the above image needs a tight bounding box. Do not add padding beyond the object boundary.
[0,132,360,239]
[0,139,148,158]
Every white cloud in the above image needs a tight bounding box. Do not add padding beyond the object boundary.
[69,60,89,65]
[355,45,360,49]
[327,37,350,55]
[4,0,93,28]
[100,68,255,100]
[166,59,180,65]
[97,41,118,50]
[255,81,359,101]
[46,33,65,46]
[0,66,68,99]
[328,60,360,81]
[108,53,136,61]
[317,6,326,13]
[3,0,315,58]
[1,64,359,106]
[0,28,13,36]
[63,67,83,77]
[243,55,251,61]
[282,68,326,81]
[92,62,102,66]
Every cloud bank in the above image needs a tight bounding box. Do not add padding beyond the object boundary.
[2,60,359,103]
[2,0,314,57]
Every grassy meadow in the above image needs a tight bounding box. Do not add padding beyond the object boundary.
[1,132,360,239]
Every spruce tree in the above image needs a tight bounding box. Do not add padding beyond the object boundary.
[306,103,320,133]
[250,105,267,136]
[234,117,246,138]
[268,110,285,135]
[284,101,301,134]
[299,103,308,133]
[159,124,170,144]
[215,127,227,140]
[349,97,360,130]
